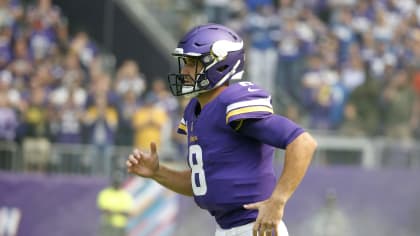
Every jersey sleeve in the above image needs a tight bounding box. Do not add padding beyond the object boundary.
[238,115,305,149]
[221,82,274,124]
[177,117,187,135]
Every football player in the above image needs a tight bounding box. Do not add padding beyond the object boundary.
[126,23,317,236]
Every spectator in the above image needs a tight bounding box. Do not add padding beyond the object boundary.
[318,32,339,70]
[97,172,133,236]
[0,93,17,141]
[0,23,13,69]
[114,59,146,98]
[0,83,17,170]
[50,75,87,110]
[55,17,69,53]
[371,8,395,43]
[61,52,85,88]
[224,0,247,33]
[9,35,33,84]
[0,0,23,29]
[382,70,415,139]
[203,0,230,24]
[151,78,181,159]
[88,72,119,109]
[275,14,305,107]
[380,70,416,166]
[301,53,339,130]
[115,90,137,146]
[69,31,98,68]
[369,40,397,81]
[351,1,375,35]
[48,90,85,173]
[26,0,61,37]
[340,44,366,92]
[340,67,381,136]
[0,70,23,112]
[150,78,179,118]
[21,85,51,172]
[305,189,352,236]
[83,93,118,176]
[132,93,170,158]
[242,3,279,98]
[28,23,55,63]
[54,91,84,144]
[331,8,356,64]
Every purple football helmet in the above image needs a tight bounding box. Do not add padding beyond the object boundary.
[168,23,245,97]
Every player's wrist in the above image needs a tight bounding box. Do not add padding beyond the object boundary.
[153,161,160,176]
[269,194,288,206]
[150,161,161,180]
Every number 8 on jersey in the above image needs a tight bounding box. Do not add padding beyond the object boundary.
[189,144,207,196]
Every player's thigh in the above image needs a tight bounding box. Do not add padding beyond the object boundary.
[275,220,289,236]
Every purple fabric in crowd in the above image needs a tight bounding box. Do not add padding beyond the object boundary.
[0,41,12,65]
[0,108,18,140]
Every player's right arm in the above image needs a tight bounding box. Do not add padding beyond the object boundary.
[126,142,193,196]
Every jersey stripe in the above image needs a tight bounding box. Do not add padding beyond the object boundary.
[226,97,272,113]
[177,118,187,134]
[226,106,273,123]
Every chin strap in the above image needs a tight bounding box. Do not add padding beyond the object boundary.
[183,91,201,98]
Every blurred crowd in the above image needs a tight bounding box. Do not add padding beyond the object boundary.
[0,0,187,172]
[164,0,420,140]
[199,0,420,140]
[1,0,420,172]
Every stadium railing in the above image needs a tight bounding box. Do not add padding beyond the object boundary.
[0,135,418,176]
[0,141,19,171]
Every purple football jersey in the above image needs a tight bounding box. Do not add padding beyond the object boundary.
[177,82,291,229]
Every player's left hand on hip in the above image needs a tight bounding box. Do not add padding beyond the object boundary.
[244,199,285,236]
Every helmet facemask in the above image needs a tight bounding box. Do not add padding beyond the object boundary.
[168,54,213,97]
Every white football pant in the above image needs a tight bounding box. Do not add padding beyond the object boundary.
[215,221,289,236]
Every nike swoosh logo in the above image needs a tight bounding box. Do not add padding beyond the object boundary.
[248,87,260,92]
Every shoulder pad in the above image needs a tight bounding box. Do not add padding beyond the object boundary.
[219,82,273,124]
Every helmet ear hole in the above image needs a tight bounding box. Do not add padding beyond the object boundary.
[217,65,229,72]
[197,77,210,89]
